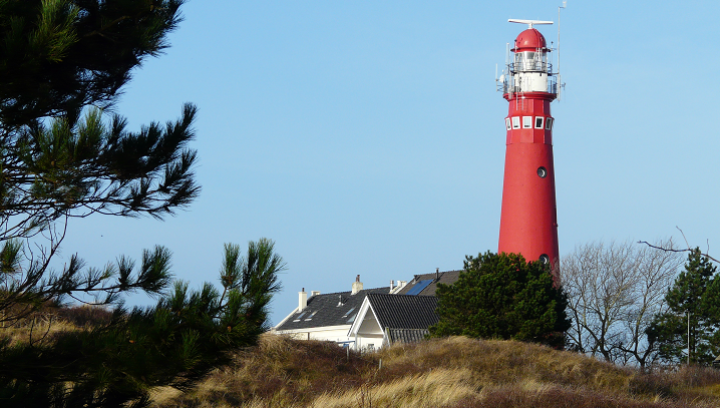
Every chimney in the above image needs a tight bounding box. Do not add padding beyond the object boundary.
[436,267,440,281]
[352,275,363,295]
[311,291,321,297]
[390,280,395,291]
[299,288,307,312]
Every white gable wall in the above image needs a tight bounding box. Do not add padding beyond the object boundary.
[347,297,388,351]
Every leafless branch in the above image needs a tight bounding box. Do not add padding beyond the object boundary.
[638,227,720,264]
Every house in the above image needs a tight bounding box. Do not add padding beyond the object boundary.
[271,276,407,347]
[347,293,439,351]
[272,270,462,350]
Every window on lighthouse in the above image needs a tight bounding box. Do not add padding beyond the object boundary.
[545,117,554,130]
[522,116,532,129]
[515,52,536,71]
[535,117,544,129]
[512,117,520,129]
[505,118,511,130]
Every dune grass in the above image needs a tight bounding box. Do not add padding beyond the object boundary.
[152,334,720,408]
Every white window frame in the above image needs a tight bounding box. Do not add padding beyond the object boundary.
[534,116,544,129]
[522,116,533,129]
[511,117,520,129]
[505,118,511,130]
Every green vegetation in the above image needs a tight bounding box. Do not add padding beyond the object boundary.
[0,1,285,406]
[429,252,570,348]
[0,238,284,407]
[648,249,720,365]
[152,334,720,408]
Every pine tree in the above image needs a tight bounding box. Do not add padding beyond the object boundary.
[0,1,286,406]
[647,248,720,365]
[429,252,571,348]
[0,239,284,407]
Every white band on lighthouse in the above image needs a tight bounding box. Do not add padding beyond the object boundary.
[508,19,553,29]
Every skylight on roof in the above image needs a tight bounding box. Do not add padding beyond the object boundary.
[304,310,318,321]
[342,307,355,318]
[293,311,307,322]
[347,313,358,323]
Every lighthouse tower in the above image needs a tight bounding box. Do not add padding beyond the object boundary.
[497,19,560,280]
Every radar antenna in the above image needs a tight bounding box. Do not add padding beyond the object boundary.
[507,19,553,29]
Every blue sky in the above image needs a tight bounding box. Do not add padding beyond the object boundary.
[60,1,720,325]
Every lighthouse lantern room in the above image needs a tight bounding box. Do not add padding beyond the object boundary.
[497,19,560,281]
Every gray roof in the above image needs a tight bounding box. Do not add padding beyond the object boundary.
[275,287,390,331]
[397,270,462,296]
[366,293,439,330]
[387,328,430,344]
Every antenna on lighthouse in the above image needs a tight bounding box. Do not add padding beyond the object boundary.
[508,19,553,29]
[557,1,567,101]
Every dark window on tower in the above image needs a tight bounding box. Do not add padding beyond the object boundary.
[535,117,544,129]
[545,117,554,130]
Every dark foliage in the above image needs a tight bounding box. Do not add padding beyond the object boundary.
[0,1,286,407]
[0,239,285,408]
[0,0,201,329]
[0,0,184,127]
[647,248,720,365]
[429,252,570,348]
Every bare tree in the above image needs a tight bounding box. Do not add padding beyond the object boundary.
[563,240,683,367]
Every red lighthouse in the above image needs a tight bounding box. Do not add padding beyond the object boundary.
[497,19,560,280]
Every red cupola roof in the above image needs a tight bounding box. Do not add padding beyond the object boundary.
[512,28,548,52]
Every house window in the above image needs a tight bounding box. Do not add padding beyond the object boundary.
[293,312,306,322]
[505,118,511,130]
[304,310,318,321]
[522,116,532,129]
[511,117,520,129]
[367,344,375,352]
[535,117,544,129]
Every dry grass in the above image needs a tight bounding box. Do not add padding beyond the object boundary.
[152,335,720,408]
[307,369,476,408]
[376,336,634,392]
[0,304,111,346]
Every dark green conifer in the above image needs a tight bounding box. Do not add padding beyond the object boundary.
[0,1,285,406]
[647,249,720,365]
[429,252,570,349]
